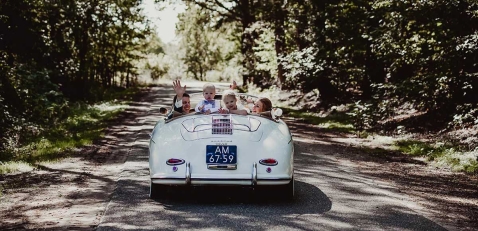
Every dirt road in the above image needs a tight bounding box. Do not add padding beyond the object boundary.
[0,82,477,230]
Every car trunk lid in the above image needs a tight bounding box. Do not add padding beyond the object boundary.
[180,115,263,141]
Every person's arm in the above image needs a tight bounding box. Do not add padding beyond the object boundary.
[195,101,204,113]
[173,95,183,112]
[217,104,247,115]
[229,109,248,115]
[172,80,186,112]
[236,104,250,114]
[250,111,272,117]
[172,111,184,117]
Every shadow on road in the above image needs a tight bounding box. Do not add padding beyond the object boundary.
[287,118,477,231]
[94,84,451,231]
[152,180,332,215]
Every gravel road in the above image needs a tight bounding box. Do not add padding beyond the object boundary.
[96,83,450,231]
[2,81,475,231]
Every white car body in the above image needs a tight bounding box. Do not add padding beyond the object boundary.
[149,93,294,198]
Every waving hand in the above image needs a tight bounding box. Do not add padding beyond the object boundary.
[173,79,186,98]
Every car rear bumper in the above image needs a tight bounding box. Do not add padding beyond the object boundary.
[151,162,292,186]
[151,177,291,186]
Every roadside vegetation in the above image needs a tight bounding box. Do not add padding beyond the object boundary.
[0,0,149,174]
[0,88,139,174]
[284,101,478,173]
[245,84,478,173]
[2,1,477,174]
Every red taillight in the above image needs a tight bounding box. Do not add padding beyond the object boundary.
[259,158,278,166]
[166,158,185,166]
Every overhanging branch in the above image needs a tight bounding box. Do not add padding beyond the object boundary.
[191,0,241,21]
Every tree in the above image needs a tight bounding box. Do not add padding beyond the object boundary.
[0,0,151,154]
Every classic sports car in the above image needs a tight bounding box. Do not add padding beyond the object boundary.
[149,92,294,199]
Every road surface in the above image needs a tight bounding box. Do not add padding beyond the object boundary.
[96,82,448,231]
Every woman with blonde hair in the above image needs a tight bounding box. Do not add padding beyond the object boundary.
[218,90,249,115]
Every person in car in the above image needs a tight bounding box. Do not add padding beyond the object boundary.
[252,97,273,117]
[169,80,238,117]
[218,90,249,115]
[167,80,192,118]
[195,83,220,114]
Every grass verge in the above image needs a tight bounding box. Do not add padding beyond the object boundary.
[285,107,477,173]
[241,82,478,174]
[284,108,355,133]
[0,100,129,175]
[394,140,478,173]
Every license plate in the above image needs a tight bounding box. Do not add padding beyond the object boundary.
[206,145,237,164]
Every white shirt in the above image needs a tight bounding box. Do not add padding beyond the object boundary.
[174,98,183,108]
[194,99,220,113]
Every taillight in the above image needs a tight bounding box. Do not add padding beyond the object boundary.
[259,158,278,166]
[166,158,185,166]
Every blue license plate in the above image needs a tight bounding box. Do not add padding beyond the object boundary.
[206,145,237,164]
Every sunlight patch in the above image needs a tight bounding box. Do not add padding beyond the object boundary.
[434,149,478,172]
[93,102,127,112]
[0,161,34,174]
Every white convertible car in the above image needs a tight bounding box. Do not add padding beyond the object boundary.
[149,93,294,199]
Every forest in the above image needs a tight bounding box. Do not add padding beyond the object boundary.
[1,0,478,172]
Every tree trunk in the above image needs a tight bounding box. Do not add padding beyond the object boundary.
[77,13,91,100]
[273,0,286,89]
[295,0,308,50]
[0,67,23,112]
[199,63,204,81]
[110,43,119,87]
[240,0,255,86]
[362,3,385,99]
[126,68,130,88]
[312,1,326,46]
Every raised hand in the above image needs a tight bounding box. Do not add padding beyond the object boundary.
[218,108,229,114]
[172,79,186,98]
[229,80,237,90]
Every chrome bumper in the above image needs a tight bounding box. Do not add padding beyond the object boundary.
[151,162,291,186]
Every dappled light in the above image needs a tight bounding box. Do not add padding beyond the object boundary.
[1,0,478,229]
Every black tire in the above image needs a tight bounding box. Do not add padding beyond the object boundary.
[278,177,294,200]
[256,177,294,200]
[150,182,167,199]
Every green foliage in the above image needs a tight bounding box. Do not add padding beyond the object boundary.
[183,0,478,112]
[0,100,126,174]
[451,104,478,128]
[395,140,440,157]
[347,101,378,131]
[394,140,478,173]
[149,2,241,82]
[3,0,478,173]
[250,22,278,80]
[0,0,151,155]
[281,46,324,90]
[285,108,354,133]
[177,4,229,81]
[0,161,34,175]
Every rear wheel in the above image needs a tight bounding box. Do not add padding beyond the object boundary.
[150,182,167,199]
[257,178,294,200]
[278,177,294,200]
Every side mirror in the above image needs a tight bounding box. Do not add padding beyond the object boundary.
[159,107,169,115]
[272,108,283,120]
